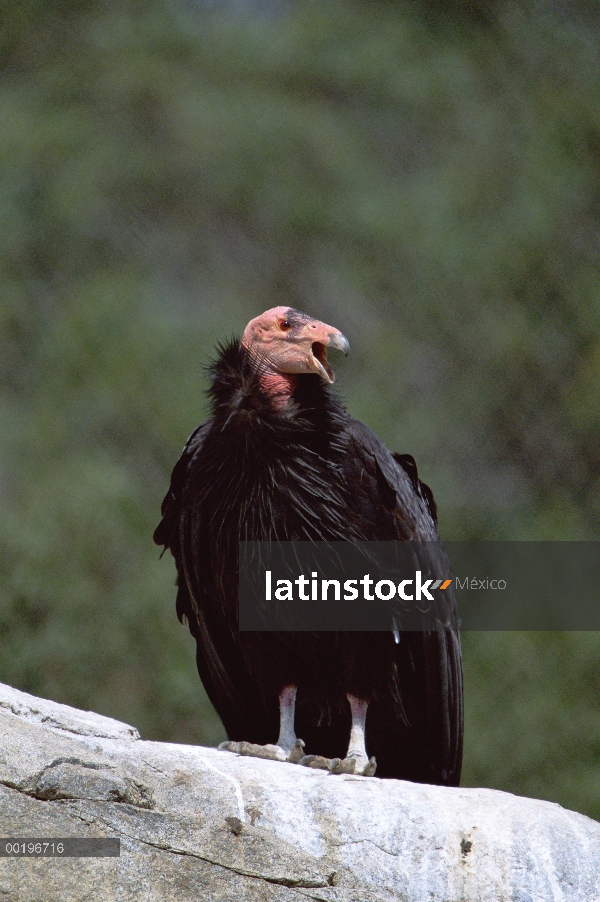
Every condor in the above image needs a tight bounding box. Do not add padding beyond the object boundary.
[155,307,463,783]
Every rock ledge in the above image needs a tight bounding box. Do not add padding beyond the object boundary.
[0,682,598,901]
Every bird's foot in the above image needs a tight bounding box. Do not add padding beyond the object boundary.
[219,740,287,761]
[329,755,377,777]
[218,738,305,764]
[298,754,332,770]
[298,754,377,776]
[286,738,307,763]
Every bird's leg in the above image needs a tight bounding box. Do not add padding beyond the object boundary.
[328,695,377,776]
[299,694,377,776]
[275,685,301,755]
[218,685,305,763]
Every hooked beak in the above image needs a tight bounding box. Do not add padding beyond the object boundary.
[300,323,350,384]
[327,333,351,356]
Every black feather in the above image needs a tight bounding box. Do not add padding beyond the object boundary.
[155,339,463,785]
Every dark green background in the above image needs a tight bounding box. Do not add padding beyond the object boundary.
[2,0,600,818]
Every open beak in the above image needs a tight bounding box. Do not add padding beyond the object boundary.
[300,322,350,384]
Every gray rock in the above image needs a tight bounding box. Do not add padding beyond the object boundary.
[0,682,598,901]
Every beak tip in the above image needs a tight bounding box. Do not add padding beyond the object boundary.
[328,333,351,357]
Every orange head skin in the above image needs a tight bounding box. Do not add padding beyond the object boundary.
[241,306,350,407]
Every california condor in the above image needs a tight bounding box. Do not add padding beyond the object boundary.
[154,307,463,784]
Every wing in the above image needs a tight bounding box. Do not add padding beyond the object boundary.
[153,420,223,666]
[342,417,464,786]
[154,420,274,742]
[154,422,233,708]
[344,418,439,541]
[154,420,211,552]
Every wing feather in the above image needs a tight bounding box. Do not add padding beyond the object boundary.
[342,417,463,785]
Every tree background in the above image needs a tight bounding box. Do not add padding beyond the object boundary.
[1,0,600,817]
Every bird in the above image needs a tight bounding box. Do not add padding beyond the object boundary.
[154,307,463,784]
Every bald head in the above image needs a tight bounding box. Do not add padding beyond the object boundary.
[241,307,349,386]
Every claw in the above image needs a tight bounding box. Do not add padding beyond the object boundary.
[218,740,284,761]
[287,738,306,763]
[218,740,240,753]
[328,756,377,776]
[328,757,355,775]
[299,753,376,776]
[365,757,377,777]
[218,738,306,764]
[299,754,331,770]
[336,758,377,777]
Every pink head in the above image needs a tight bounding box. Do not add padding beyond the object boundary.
[241,306,349,404]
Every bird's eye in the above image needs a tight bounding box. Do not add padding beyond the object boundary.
[280,319,291,331]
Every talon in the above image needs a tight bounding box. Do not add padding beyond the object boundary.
[241,742,285,760]
[287,739,306,763]
[218,740,241,754]
[218,740,288,761]
[363,756,377,777]
[328,757,356,775]
[327,755,377,776]
[299,754,331,770]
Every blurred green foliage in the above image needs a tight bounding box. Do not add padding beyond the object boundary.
[1,0,600,817]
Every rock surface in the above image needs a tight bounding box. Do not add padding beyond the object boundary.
[0,681,599,901]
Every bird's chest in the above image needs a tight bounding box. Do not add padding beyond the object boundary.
[193,419,350,543]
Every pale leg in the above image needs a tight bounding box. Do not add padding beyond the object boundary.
[300,694,377,776]
[275,685,299,754]
[347,695,369,761]
[219,685,305,763]
[328,694,377,776]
